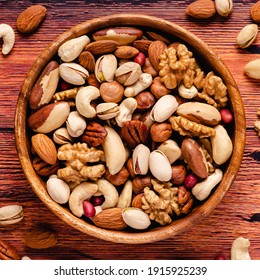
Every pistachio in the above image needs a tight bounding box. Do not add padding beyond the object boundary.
[176,102,221,126]
[58,35,90,62]
[236,24,258,49]
[149,150,172,182]
[122,207,151,230]
[178,84,198,99]
[244,58,260,79]
[95,54,117,82]
[53,127,74,145]
[132,144,150,175]
[0,205,24,225]
[59,62,89,85]
[66,111,87,137]
[210,124,233,165]
[46,175,70,204]
[157,139,181,164]
[150,95,178,122]
[115,62,142,86]
[215,0,233,17]
[96,102,120,120]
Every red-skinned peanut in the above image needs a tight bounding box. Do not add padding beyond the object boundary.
[83,200,96,218]
[184,174,199,189]
[134,52,146,67]
[220,108,233,124]
[90,196,105,206]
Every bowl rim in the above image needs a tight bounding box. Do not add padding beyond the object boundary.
[14,13,246,244]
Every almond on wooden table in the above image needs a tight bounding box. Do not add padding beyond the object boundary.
[186,0,216,19]
[250,1,260,23]
[16,5,47,33]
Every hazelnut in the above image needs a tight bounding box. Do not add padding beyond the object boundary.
[100,81,124,103]
[131,193,144,209]
[150,76,170,99]
[132,175,152,194]
[104,166,129,186]
[150,122,172,142]
[143,58,158,77]
[126,158,135,178]
[171,165,187,185]
[135,91,155,111]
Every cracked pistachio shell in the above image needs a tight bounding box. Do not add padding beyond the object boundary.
[59,62,89,85]
[150,95,178,122]
[122,207,151,230]
[149,150,172,182]
[215,0,233,17]
[244,58,260,79]
[237,24,258,49]
[46,175,70,204]
[0,205,24,225]
[58,35,90,62]
[95,54,117,82]
[66,111,86,138]
[132,144,150,175]
[53,127,74,145]
[96,102,120,120]
[115,62,142,86]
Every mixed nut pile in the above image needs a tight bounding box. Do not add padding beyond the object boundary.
[26,25,234,231]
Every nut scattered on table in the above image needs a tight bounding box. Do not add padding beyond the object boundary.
[26,24,234,231]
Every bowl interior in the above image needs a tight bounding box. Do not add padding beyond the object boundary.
[15,14,246,244]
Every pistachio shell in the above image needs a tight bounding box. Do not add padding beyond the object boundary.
[237,24,258,49]
[122,207,151,230]
[215,0,233,17]
[115,62,142,86]
[132,144,150,175]
[66,111,86,137]
[46,176,71,204]
[149,150,172,182]
[150,95,178,122]
[0,205,23,225]
[95,54,117,82]
[53,127,74,145]
[244,58,260,79]
[96,102,120,120]
[59,62,89,85]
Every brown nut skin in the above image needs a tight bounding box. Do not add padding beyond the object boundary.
[143,58,158,77]
[100,81,124,103]
[78,51,95,72]
[32,156,59,177]
[132,175,152,194]
[126,158,135,178]
[104,166,129,186]
[171,165,187,185]
[177,186,194,215]
[135,91,155,111]
[150,122,172,142]
[0,239,21,260]
[84,40,119,55]
[148,40,167,72]
[133,40,153,55]
[181,138,208,179]
[81,122,108,147]
[114,46,139,59]
[29,60,59,110]
[150,76,171,99]
[131,193,144,209]
[87,74,101,88]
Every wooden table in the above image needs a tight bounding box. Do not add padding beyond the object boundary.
[0,0,260,260]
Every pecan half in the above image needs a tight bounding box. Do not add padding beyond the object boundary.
[32,156,59,176]
[0,239,20,260]
[121,120,149,148]
[81,122,107,147]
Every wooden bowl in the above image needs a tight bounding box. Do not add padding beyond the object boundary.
[14,14,246,244]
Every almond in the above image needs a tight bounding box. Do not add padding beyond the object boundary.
[250,1,260,23]
[78,51,96,72]
[92,208,127,230]
[133,40,153,55]
[31,133,57,165]
[146,31,171,45]
[84,40,119,55]
[148,40,167,72]
[16,5,47,33]
[114,46,139,59]
[186,0,216,19]
[23,224,57,249]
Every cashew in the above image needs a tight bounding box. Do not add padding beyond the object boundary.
[117,180,133,208]
[231,237,251,260]
[68,182,98,217]
[210,124,233,165]
[124,73,153,97]
[0,24,15,55]
[96,179,119,209]
[192,169,223,201]
[115,97,137,127]
[178,84,198,99]
[66,111,86,137]
[102,125,126,175]
[75,86,100,118]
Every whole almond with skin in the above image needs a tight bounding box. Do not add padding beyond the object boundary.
[148,40,167,72]
[84,40,119,55]
[92,208,127,230]
[23,224,57,249]
[16,5,46,33]
[78,51,95,72]
[133,40,153,55]
[31,133,57,165]
[251,1,260,23]
[114,46,139,59]
[0,239,20,260]
[186,0,216,19]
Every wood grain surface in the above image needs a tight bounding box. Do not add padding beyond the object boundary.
[0,0,260,260]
